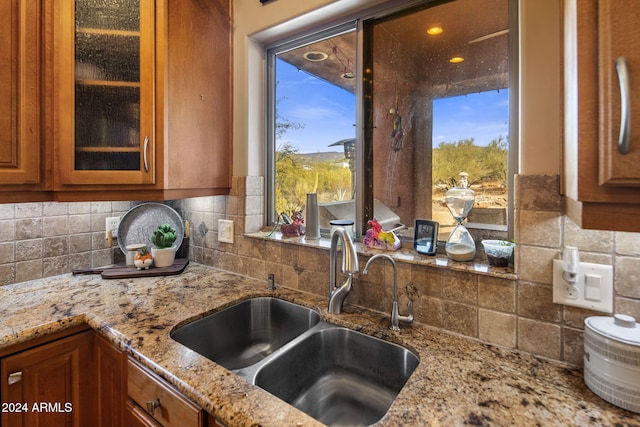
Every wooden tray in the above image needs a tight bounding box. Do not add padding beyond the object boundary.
[73,258,189,279]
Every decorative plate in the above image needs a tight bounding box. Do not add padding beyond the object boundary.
[117,203,184,255]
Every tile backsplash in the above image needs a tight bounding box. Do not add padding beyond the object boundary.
[0,201,133,284]
[1,174,639,366]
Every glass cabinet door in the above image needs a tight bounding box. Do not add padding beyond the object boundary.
[57,0,154,185]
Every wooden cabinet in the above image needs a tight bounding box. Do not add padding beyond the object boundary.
[0,329,94,427]
[127,357,206,427]
[94,332,127,427]
[53,0,232,201]
[0,0,232,204]
[0,326,127,427]
[563,0,640,231]
[1,327,222,427]
[0,0,51,201]
[598,0,640,186]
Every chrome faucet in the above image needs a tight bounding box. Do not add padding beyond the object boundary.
[328,227,359,314]
[362,253,414,331]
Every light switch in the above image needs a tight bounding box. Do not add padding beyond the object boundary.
[552,260,613,313]
[584,273,601,301]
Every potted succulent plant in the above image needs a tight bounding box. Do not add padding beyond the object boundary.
[150,224,178,267]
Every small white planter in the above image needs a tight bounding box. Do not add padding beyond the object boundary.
[134,258,153,270]
[151,246,177,268]
[481,240,515,267]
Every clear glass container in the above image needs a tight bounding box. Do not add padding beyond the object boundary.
[444,187,476,261]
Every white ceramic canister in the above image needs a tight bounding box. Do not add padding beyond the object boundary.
[584,314,640,413]
[125,243,147,267]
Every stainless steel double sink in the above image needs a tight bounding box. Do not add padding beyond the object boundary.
[171,297,419,426]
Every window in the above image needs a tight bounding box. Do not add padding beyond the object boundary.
[268,25,357,230]
[267,0,516,242]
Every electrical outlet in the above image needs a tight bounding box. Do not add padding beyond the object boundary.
[105,216,120,239]
[552,259,613,313]
[218,219,234,243]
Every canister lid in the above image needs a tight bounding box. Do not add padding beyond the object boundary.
[586,314,640,346]
[125,243,147,251]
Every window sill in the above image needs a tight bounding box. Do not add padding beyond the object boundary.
[246,231,516,280]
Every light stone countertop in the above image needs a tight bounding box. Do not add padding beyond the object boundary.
[0,263,637,426]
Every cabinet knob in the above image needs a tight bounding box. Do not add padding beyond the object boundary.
[8,371,22,385]
[616,56,631,155]
[146,399,160,415]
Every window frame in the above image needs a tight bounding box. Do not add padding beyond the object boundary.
[265,21,359,229]
[265,0,519,241]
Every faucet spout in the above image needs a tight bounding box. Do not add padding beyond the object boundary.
[328,228,359,314]
[363,253,414,331]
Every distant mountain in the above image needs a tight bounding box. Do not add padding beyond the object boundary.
[296,151,346,163]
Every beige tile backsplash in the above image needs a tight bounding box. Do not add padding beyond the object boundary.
[1,174,640,366]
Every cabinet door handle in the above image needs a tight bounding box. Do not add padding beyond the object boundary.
[146,399,160,415]
[143,136,150,172]
[8,371,22,385]
[616,56,631,154]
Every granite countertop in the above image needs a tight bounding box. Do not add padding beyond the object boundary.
[0,263,637,426]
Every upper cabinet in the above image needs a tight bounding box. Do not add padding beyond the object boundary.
[563,0,640,232]
[54,0,232,200]
[597,0,640,186]
[0,0,50,201]
[56,0,155,187]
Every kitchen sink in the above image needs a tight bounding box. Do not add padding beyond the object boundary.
[170,297,320,370]
[172,297,419,426]
[254,327,420,426]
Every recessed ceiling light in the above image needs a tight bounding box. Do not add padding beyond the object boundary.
[303,51,328,62]
[341,72,356,80]
[449,56,464,63]
[427,26,443,35]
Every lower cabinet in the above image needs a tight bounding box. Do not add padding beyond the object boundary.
[127,358,206,427]
[0,328,94,427]
[95,332,127,427]
[1,327,223,427]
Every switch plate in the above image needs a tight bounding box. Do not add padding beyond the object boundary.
[105,216,120,239]
[218,219,234,243]
[552,260,613,313]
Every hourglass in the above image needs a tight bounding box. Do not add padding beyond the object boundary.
[444,186,476,261]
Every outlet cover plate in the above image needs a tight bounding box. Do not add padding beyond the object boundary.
[552,259,613,313]
[105,216,120,239]
[218,219,234,243]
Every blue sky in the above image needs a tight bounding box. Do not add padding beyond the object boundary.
[276,60,356,153]
[276,58,509,153]
[433,90,509,147]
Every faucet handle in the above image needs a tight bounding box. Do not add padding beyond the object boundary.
[399,300,414,326]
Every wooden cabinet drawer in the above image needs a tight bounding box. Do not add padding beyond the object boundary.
[127,358,204,427]
[126,399,163,427]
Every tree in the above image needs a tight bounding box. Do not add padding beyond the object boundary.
[275,142,304,214]
[275,93,305,140]
[432,137,508,189]
[273,89,353,217]
[274,89,308,215]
